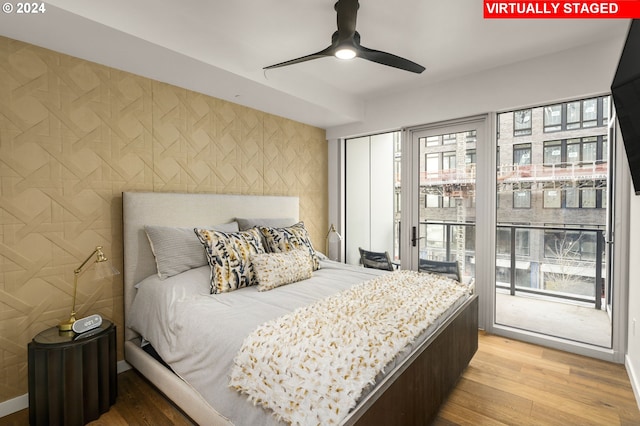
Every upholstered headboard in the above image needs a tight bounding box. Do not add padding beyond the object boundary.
[122,192,299,341]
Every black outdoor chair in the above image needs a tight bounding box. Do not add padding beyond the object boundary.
[358,247,398,271]
[419,259,461,282]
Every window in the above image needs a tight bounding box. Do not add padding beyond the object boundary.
[466,130,477,144]
[544,189,561,208]
[466,149,477,165]
[426,193,439,208]
[425,153,439,175]
[544,140,562,165]
[514,109,532,136]
[582,137,598,163]
[496,228,530,256]
[443,195,457,208]
[543,96,608,132]
[443,152,456,171]
[544,230,599,261]
[567,139,581,164]
[443,133,456,145]
[566,188,580,208]
[513,143,531,165]
[513,189,531,208]
[544,105,562,132]
[566,137,599,165]
[582,98,598,128]
[567,101,581,130]
[424,135,440,147]
[582,188,596,208]
[426,224,445,249]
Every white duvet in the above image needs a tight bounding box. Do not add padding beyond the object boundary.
[127,260,468,426]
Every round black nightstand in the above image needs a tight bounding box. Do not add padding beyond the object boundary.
[28,319,117,426]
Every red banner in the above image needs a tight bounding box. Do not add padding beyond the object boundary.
[484,1,640,18]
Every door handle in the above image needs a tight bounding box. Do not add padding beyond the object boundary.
[411,226,424,247]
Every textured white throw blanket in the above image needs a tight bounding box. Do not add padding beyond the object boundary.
[229,270,469,425]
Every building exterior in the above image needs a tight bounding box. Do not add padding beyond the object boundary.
[416,95,610,307]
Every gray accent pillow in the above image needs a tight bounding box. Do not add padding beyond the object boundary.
[236,217,296,231]
[145,222,239,279]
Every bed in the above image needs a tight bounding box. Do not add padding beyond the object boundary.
[122,191,479,426]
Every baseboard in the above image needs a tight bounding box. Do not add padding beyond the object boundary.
[118,359,132,373]
[0,393,28,418]
[626,354,640,410]
[0,360,132,418]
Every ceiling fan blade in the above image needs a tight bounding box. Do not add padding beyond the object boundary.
[358,45,425,74]
[335,0,359,41]
[263,46,334,70]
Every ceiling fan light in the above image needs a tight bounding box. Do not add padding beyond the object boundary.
[335,48,356,60]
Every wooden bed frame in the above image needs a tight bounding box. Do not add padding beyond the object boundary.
[122,191,478,426]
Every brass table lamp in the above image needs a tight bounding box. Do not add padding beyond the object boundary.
[58,246,119,331]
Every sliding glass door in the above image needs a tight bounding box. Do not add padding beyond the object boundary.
[494,97,613,348]
[406,121,482,284]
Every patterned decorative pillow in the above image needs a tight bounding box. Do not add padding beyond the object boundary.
[259,222,320,270]
[194,228,265,294]
[145,222,239,279]
[252,250,313,291]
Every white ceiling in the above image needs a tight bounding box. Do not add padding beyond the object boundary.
[0,0,630,129]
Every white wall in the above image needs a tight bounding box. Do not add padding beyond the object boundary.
[627,187,640,406]
[344,134,395,265]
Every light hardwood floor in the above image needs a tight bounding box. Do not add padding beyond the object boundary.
[2,332,639,425]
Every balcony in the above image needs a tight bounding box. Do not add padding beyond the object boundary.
[420,221,611,347]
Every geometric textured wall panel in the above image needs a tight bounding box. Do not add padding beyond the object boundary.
[0,36,327,403]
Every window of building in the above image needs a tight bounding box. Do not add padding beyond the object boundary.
[582,137,598,163]
[443,133,456,145]
[543,96,608,133]
[513,143,531,165]
[544,189,561,208]
[426,224,445,248]
[514,109,532,136]
[465,130,477,143]
[426,193,440,208]
[424,135,440,147]
[425,153,439,175]
[425,193,438,208]
[513,189,531,209]
[442,195,457,208]
[544,140,562,165]
[466,149,477,165]
[567,101,581,130]
[582,188,597,208]
[544,230,598,261]
[544,105,562,132]
[566,188,580,208]
[443,151,456,170]
[496,228,530,256]
[582,98,598,128]
[567,139,581,164]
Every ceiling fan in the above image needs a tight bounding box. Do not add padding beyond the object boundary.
[264,0,425,74]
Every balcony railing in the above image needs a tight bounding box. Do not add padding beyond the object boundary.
[419,221,605,309]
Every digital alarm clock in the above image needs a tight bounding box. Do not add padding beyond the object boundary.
[72,314,103,334]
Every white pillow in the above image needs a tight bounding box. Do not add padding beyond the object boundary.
[145,222,239,279]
